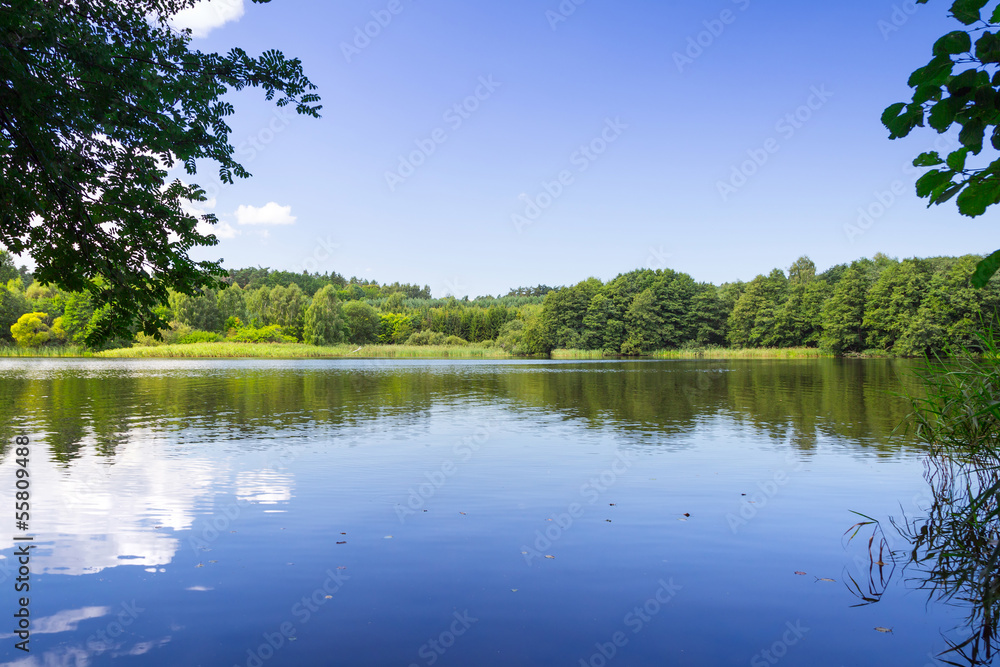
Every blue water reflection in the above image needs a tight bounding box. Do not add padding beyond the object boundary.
[0,359,963,666]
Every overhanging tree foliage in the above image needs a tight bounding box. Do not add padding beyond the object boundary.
[882,0,1000,286]
[0,0,320,344]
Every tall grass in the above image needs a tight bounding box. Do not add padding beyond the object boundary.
[550,349,620,359]
[0,346,93,358]
[908,330,1000,459]
[890,327,1000,664]
[552,347,831,360]
[651,347,830,359]
[96,342,514,359]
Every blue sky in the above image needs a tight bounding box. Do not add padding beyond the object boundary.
[170,0,987,297]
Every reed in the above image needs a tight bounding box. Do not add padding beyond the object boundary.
[549,349,621,359]
[96,342,514,359]
[0,346,93,358]
[908,329,1000,458]
[551,347,832,360]
[659,347,831,359]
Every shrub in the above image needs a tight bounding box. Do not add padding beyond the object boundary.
[406,330,446,346]
[178,330,223,344]
[134,332,165,347]
[11,312,51,348]
[161,321,193,344]
[228,325,296,343]
[444,335,468,346]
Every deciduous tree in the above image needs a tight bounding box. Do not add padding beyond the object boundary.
[883,0,1000,285]
[0,0,320,344]
[304,285,345,346]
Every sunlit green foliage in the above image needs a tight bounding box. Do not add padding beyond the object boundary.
[2,252,997,356]
[11,312,51,347]
[0,0,321,344]
[379,312,414,344]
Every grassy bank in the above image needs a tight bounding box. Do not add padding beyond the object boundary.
[0,346,94,358]
[0,343,840,360]
[94,342,514,359]
[551,347,833,360]
[652,347,832,359]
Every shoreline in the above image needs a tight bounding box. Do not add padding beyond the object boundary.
[0,343,859,360]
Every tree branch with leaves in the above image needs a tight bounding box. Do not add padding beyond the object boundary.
[0,0,321,345]
[883,0,1000,286]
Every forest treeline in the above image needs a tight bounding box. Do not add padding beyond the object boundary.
[0,251,996,356]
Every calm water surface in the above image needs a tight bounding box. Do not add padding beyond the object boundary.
[0,359,966,665]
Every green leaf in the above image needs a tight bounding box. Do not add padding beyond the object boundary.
[973,250,1000,287]
[913,84,942,104]
[916,169,954,197]
[951,0,990,25]
[935,182,965,204]
[908,56,955,88]
[975,31,1000,63]
[883,102,924,138]
[947,147,970,171]
[915,151,944,167]
[934,30,972,55]
[928,100,957,131]
[947,68,979,96]
[881,102,906,123]
[959,117,986,151]
[974,85,996,107]
[956,177,1000,215]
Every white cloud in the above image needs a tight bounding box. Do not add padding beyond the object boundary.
[235,202,297,226]
[170,0,245,38]
[197,220,239,239]
[181,196,217,218]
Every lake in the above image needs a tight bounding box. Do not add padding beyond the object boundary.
[0,358,971,666]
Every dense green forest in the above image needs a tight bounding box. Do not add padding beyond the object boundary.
[1,250,997,356]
